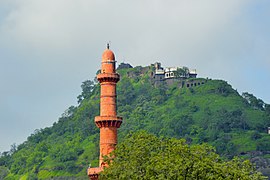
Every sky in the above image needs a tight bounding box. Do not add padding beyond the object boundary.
[0,0,269,152]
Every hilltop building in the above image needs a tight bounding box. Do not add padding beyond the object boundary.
[153,62,197,80]
[88,45,122,180]
[152,62,205,88]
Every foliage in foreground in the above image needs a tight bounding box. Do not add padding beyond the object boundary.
[101,131,265,180]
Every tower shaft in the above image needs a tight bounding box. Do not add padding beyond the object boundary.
[88,47,122,179]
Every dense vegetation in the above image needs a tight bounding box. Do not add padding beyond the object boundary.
[0,65,270,179]
[100,131,264,179]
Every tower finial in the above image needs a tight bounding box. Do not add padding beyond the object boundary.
[107,43,110,49]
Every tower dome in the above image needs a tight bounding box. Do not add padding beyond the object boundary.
[102,44,115,61]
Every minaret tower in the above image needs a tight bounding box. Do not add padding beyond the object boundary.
[88,45,122,180]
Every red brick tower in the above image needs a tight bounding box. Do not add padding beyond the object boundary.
[88,45,122,180]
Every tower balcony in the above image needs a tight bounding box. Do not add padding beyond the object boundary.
[88,167,103,180]
[95,116,123,128]
[97,73,120,83]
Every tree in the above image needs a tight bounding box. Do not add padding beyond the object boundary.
[265,104,270,114]
[256,136,270,151]
[175,67,189,78]
[61,106,76,118]
[0,166,9,179]
[77,80,95,104]
[10,143,17,154]
[100,131,265,180]
[0,152,11,167]
[242,92,265,110]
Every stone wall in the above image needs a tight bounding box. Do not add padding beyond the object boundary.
[153,76,206,89]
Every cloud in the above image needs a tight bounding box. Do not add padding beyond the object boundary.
[0,1,250,50]
[0,0,269,152]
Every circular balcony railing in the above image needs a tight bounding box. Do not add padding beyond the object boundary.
[97,73,120,83]
[95,116,123,128]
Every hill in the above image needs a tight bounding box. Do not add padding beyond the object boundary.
[1,65,270,179]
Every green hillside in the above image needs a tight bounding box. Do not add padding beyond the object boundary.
[1,65,270,179]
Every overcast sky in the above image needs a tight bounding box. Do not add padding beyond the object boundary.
[0,0,269,152]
